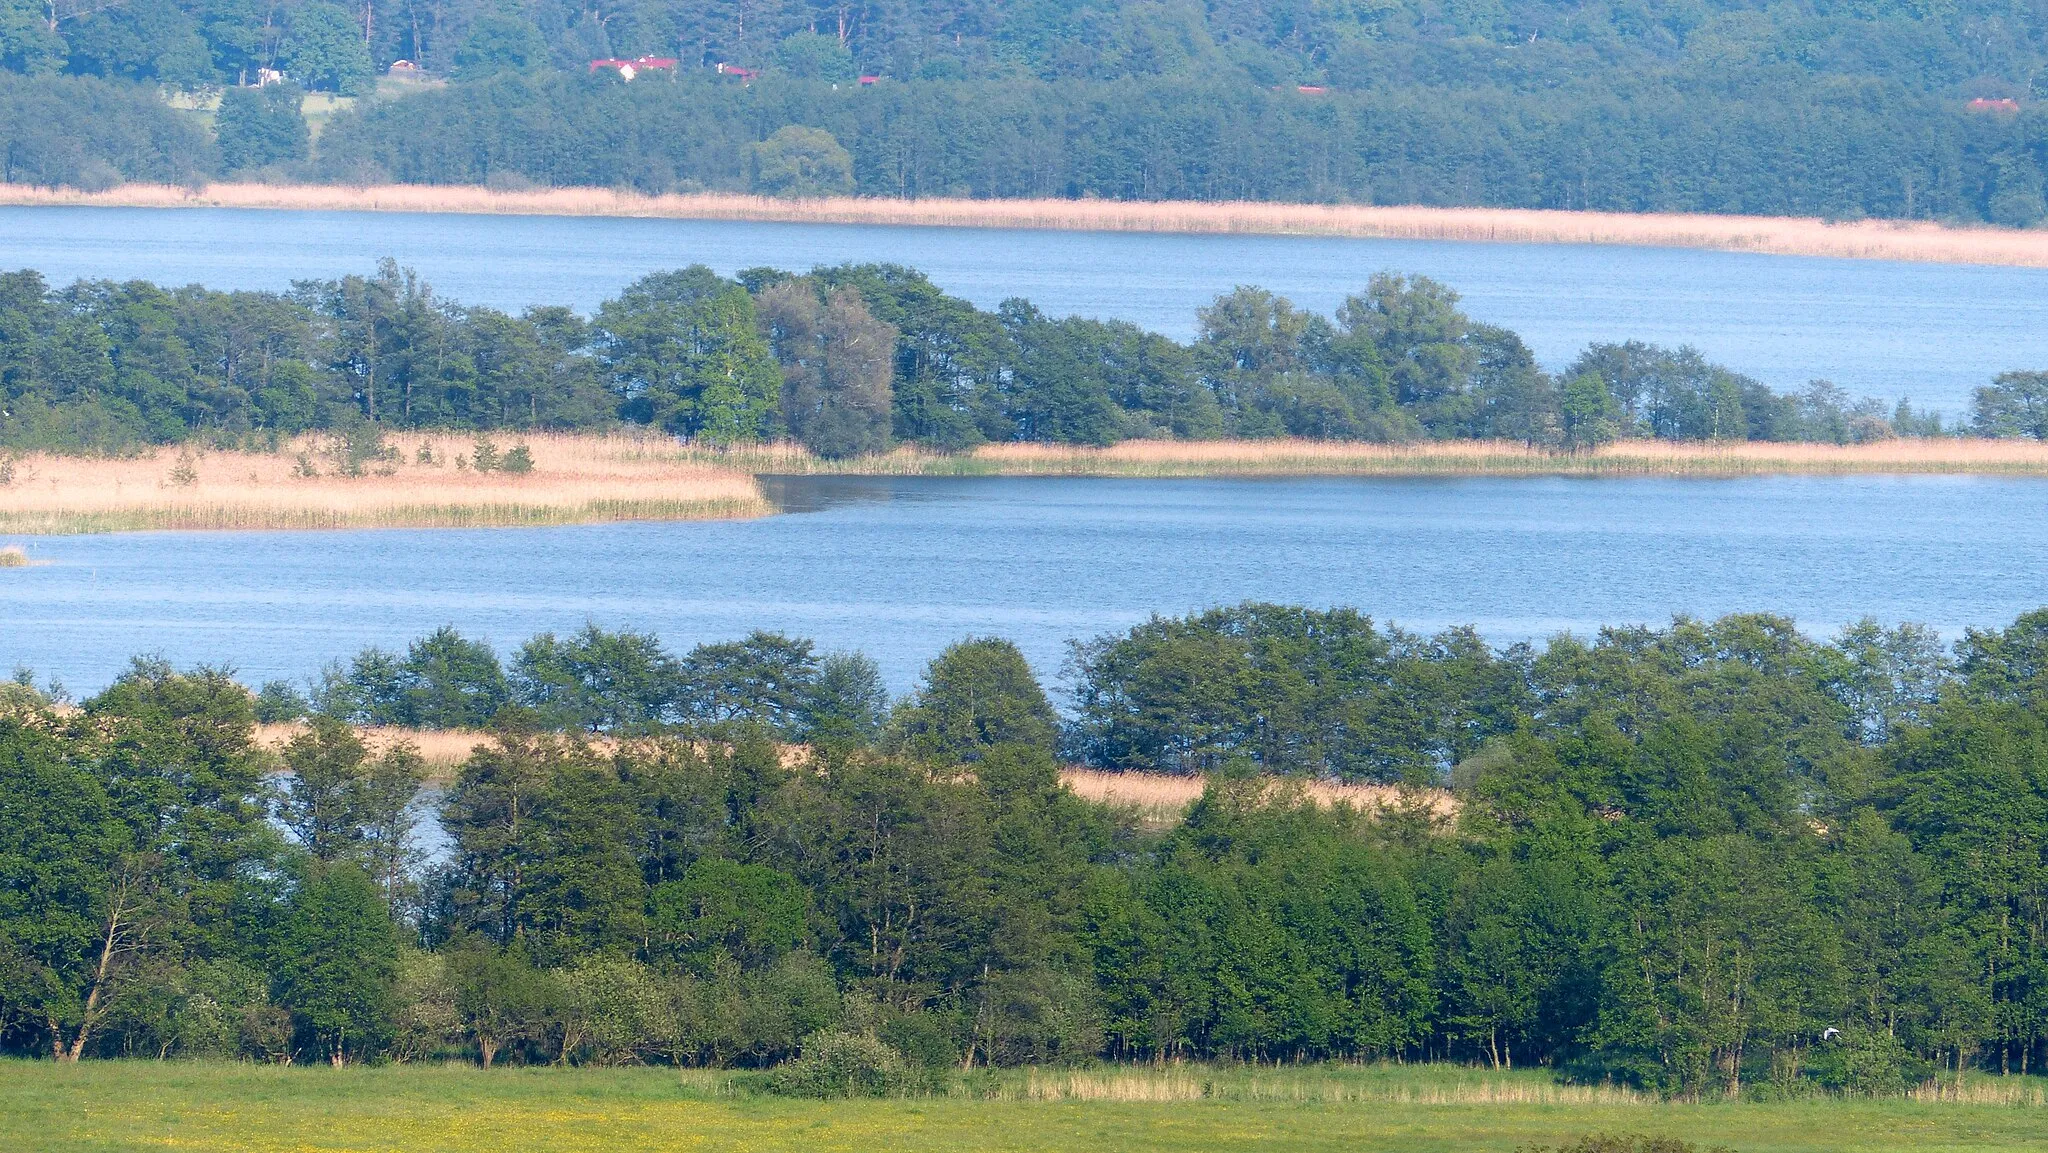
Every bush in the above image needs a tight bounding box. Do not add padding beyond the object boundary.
[1805,1027,1929,1096]
[767,1030,925,1097]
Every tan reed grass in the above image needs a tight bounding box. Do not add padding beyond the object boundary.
[992,1065,1647,1105]
[0,544,29,567]
[9,182,2048,267]
[0,432,768,534]
[252,722,492,774]
[696,436,2048,478]
[1906,1078,2048,1106]
[1061,766,1457,823]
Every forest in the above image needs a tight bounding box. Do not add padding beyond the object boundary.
[0,260,1994,455]
[5,602,2048,1095]
[5,1,2048,223]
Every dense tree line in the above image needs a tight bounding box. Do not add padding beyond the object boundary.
[0,260,1988,454]
[316,72,2048,226]
[7,3,2048,224]
[7,604,2048,1094]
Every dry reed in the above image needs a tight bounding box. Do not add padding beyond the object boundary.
[9,182,2048,267]
[252,722,492,774]
[0,432,767,534]
[0,544,29,567]
[1906,1078,2048,1106]
[991,1065,1647,1105]
[1062,766,1457,823]
[697,436,2048,478]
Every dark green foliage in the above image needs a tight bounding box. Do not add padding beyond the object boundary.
[214,82,308,173]
[452,14,550,81]
[1972,372,2048,439]
[1068,605,1525,782]
[12,604,2048,1087]
[891,637,1059,763]
[317,626,507,728]
[0,259,1987,453]
[282,1,374,94]
[0,72,211,190]
[271,862,402,1063]
[767,1030,919,1097]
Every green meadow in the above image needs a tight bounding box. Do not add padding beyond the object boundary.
[4,1062,2044,1153]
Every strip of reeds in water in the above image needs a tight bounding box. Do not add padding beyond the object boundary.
[702,437,2048,479]
[11,183,2048,268]
[0,433,768,534]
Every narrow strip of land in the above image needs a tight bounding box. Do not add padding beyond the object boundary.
[7,436,2048,535]
[7,182,2048,268]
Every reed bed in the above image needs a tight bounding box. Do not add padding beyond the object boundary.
[251,722,492,774]
[1906,1079,2048,1106]
[0,433,767,534]
[986,1064,1649,1105]
[247,720,1453,821]
[0,544,30,567]
[12,182,2048,267]
[1062,766,1456,824]
[698,436,2048,478]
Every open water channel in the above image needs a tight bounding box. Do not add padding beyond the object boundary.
[2,208,2046,693]
[3,474,2045,696]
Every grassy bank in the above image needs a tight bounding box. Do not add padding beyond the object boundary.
[7,183,2048,268]
[712,437,2048,478]
[2,1060,2042,1153]
[0,433,767,534]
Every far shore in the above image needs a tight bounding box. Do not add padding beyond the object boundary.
[704,436,2048,479]
[6,182,2048,268]
[5,435,2046,536]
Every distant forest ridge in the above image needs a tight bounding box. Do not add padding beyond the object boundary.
[7,259,2044,458]
[3,0,2048,224]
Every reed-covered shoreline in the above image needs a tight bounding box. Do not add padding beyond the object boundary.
[0,433,769,534]
[8,435,2048,537]
[8,182,2048,268]
[707,436,2048,479]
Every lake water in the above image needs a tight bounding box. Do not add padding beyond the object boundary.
[3,474,2045,698]
[4,206,2047,415]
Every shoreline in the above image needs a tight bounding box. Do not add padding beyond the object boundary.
[714,437,2048,479]
[0,433,769,535]
[4,182,2048,268]
[8,436,2047,535]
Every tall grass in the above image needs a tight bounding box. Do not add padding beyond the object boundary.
[979,1064,1649,1105]
[693,437,2048,479]
[0,544,28,567]
[1062,767,1456,824]
[9,182,2048,267]
[0,433,768,534]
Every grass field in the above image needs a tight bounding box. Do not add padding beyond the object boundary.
[2,1061,2043,1153]
[7,183,2048,268]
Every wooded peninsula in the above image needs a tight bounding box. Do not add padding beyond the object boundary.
[2,259,2044,529]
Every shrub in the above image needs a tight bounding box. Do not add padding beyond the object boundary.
[767,1030,924,1097]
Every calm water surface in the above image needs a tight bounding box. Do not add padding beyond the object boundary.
[3,475,2045,696]
[3,206,2046,414]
